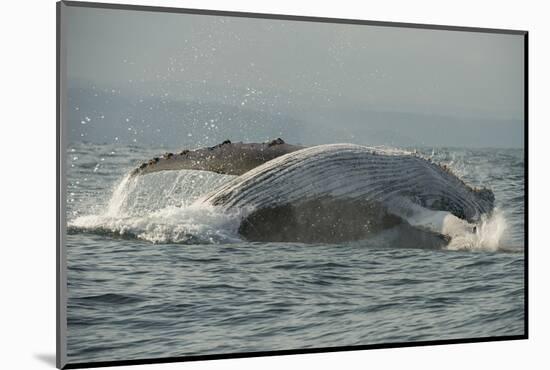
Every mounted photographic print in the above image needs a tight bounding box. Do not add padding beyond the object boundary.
[57,1,528,368]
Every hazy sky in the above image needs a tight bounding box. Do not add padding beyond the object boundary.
[65,5,525,148]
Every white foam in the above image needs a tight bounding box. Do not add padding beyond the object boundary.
[69,170,242,244]
[71,203,243,244]
[445,209,508,252]
[387,197,508,252]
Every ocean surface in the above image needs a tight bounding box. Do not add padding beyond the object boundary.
[65,142,525,364]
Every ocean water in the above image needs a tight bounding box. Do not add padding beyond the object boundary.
[65,142,525,364]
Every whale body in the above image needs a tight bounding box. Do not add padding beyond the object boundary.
[133,140,495,245]
[199,144,494,244]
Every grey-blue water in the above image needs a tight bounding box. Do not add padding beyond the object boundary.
[65,142,525,364]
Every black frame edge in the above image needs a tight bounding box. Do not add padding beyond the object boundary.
[523,32,529,338]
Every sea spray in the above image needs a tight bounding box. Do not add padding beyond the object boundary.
[69,169,241,244]
[105,173,137,217]
[445,209,508,252]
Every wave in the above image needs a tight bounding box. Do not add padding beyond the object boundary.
[69,144,511,251]
[73,293,145,305]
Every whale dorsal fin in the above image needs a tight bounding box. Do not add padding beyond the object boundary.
[131,138,304,177]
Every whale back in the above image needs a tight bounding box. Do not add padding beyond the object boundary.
[131,139,304,176]
[201,144,494,223]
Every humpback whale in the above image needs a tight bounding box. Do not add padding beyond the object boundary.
[131,139,495,245]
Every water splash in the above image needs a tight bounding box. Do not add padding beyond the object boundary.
[105,173,137,217]
[69,170,242,244]
[386,197,509,252]
[445,209,508,252]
